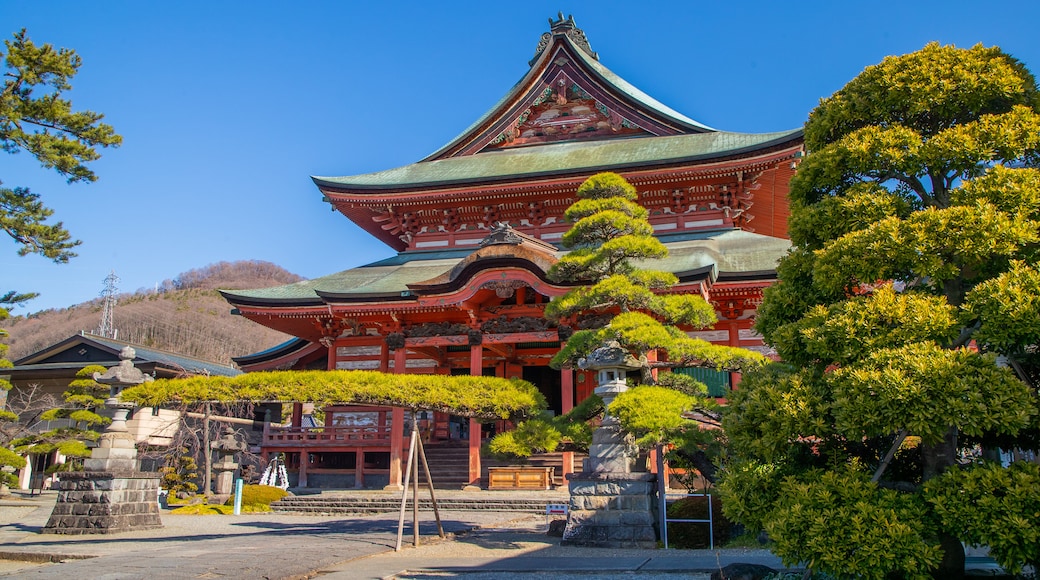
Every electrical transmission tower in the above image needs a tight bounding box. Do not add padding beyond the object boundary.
[97,271,119,338]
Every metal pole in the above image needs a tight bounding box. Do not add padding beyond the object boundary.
[708,491,714,550]
[416,431,444,537]
[412,422,420,547]
[203,402,212,497]
[395,428,417,552]
[657,443,669,548]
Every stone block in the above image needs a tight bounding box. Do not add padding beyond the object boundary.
[619,495,650,511]
[596,482,621,495]
[618,481,651,495]
[620,511,653,525]
[568,481,596,495]
[634,526,657,542]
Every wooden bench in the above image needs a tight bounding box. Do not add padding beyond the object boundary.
[487,466,555,490]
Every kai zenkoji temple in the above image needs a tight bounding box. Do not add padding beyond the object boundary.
[222,16,803,490]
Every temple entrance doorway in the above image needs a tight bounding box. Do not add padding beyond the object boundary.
[523,365,562,416]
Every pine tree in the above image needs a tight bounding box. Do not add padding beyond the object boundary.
[11,365,110,472]
[542,172,766,456]
[1,28,121,298]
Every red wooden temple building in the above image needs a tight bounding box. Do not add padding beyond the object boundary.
[222,15,803,490]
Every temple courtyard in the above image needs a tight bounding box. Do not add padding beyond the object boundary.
[0,490,1009,579]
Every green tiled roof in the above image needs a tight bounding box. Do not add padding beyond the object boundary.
[222,230,791,306]
[571,36,715,133]
[313,130,801,191]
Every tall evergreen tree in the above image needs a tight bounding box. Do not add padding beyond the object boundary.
[721,43,1040,578]
[1,29,121,302]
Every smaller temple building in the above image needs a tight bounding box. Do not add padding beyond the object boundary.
[3,333,240,490]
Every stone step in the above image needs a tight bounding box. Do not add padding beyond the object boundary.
[270,496,558,514]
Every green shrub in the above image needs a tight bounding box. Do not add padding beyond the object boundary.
[225,484,288,507]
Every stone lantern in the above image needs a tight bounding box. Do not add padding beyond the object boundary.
[561,340,657,548]
[43,346,163,534]
[211,426,247,497]
[582,341,642,473]
[84,346,153,472]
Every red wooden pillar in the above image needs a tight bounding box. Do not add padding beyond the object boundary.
[468,342,483,488]
[386,342,408,490]
[327,339,337,370]
[394,346,407,374]
[560,367,574,414]
[379,341,390,373]
[468,418,481,488]
[291,403,303,428]
[561,450,574,482]
[386,407,405,490]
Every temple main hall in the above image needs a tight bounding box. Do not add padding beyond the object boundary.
[222,15,803,490]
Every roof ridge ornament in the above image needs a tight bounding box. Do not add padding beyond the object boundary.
[480,222,523,246]
[531,13,597,66]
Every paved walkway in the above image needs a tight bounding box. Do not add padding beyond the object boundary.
[0,490,1011,579]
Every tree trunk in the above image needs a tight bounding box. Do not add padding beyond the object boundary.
[672,448,717,484]
[922,427,964,579]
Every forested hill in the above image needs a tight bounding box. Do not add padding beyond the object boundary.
[3,261,304,366]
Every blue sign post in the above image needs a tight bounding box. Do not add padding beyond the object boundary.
[233,478,243,515]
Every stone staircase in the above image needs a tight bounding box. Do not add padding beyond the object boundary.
[419,444,474,489]
[270,494,562,515]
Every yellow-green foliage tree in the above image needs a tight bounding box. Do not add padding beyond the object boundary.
[721,43,1040,579]
[120,370,545,421]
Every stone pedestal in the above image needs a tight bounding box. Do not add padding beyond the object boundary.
[562,472,657,548]
[43,471,162,534]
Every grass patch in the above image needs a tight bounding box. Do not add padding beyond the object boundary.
[169,503,270,515]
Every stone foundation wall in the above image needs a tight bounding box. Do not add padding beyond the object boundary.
[562,472,657,549]
[43,471,163,534]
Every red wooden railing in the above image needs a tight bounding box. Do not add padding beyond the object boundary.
[263,425,392,447]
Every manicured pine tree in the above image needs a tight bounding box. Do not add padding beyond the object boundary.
[12,365,110,472]
[541,172,766,455]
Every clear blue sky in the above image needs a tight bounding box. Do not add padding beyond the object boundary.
[4,0,1040,315]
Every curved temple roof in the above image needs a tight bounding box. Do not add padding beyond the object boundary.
[312,15,801,193]
[221,229,791,308]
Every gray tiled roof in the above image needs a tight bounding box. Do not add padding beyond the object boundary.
[80,334,241,376]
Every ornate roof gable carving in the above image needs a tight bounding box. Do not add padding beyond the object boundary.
[484,68,652,150]
[424,15,714,161]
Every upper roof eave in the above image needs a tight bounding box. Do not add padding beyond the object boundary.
[313,128,803,193]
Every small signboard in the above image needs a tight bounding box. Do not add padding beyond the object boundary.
[545,503,569,525]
